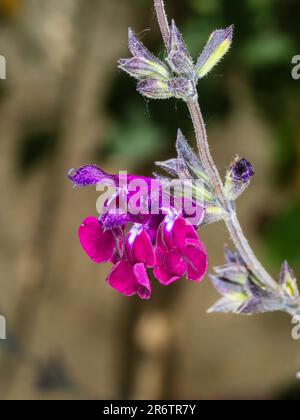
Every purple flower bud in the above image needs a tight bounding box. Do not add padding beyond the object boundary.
[168,77,197,100]
[196,25,233,79]
[167,20,194,76]
[137,78,173,99]
[118,57,170,81]
[224,157,254,201]
[231,158,254,183]
[128,28,156,62]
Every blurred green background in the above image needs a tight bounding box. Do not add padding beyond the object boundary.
[0,0,299,400]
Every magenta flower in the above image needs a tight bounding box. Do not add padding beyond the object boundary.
[69,164,164,232]
[79,217,116,263]
[108,224,155,300]
[154,213,208,285]
[70,164,208,299]
[79,217,154,299]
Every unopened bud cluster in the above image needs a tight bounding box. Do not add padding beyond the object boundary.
[119,22,233,101]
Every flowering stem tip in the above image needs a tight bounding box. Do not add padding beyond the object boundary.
[67,0,300,317]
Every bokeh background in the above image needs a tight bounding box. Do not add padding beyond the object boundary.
[0,0,300,400]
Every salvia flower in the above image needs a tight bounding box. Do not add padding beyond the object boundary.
[224,156,254,201]
[154,212,208,285]
[108,224,155,300]
[69,164,208,299]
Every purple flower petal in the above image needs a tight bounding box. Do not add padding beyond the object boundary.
[126,225,155,267]
[133,263,152,300]
[100,213,142,229]
[79,217,115,263]
[144,215,165,243]
[68,165,114,187]
[231,158,254,183]
[107,260,152,300]
[154,246,186,285]
[162,214,198,251]
[108,261,138,297]
[154,215,208,285]
[183,239,208,282]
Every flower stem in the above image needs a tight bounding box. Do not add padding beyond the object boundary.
[154,0,170,48]
[187,99,278,291]
[154,0,278,292]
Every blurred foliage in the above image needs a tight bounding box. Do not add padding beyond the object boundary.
[100,104,166,163]
[17,128,58,175]
[274,119,298,185]
[265,200,300,273]
[0,0,23,20]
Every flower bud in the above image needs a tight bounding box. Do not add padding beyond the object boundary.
[137,78,173,100]
[196,25,233,79]
[128,27,156,62]
[168,77,197,100]
[224,156,254,201]
[167,20,195,77]
[118,57,170,81]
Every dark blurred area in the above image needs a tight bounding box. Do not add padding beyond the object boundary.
[0,0,300,400]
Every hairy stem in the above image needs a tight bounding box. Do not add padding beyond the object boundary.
[154,0,278,292]
[154,0,170,48]
[187,99,278,291]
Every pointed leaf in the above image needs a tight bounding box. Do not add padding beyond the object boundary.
[176,130,210,184]
[210,275,244,295]
[128,28,158,62]
[208,296,246,314]
[155,159,179,178]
